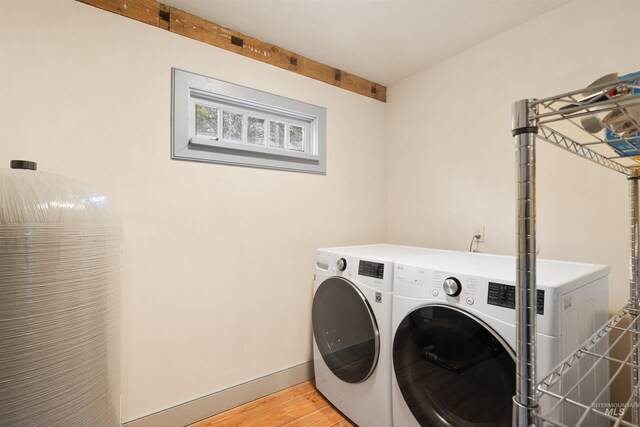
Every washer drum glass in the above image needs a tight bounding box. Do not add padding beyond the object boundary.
[393,305,515,427]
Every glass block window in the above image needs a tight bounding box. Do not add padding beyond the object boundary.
[195,105,218,138]
[269,121,285,148]
[289,125,304,151]
[223,111,243,141]
[247,117,265,145]
[173,68,326,174]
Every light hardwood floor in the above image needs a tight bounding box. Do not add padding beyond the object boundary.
[188,380,356,427]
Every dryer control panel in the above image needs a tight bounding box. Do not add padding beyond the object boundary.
[315,250,393,292]
[358,260,384,279]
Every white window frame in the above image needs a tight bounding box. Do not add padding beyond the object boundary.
[172,68,326,174]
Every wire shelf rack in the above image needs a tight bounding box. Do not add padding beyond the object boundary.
[512,72,640,426]
[535,306,640,426]
[530,73,640,176]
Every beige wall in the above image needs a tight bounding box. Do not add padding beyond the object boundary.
[0,1,387,421]
[2,0,639,422]
[386,0,640,312]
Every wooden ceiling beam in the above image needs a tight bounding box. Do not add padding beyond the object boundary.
[76,0,387,102]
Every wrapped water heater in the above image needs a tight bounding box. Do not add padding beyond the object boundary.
[0,160,121,426]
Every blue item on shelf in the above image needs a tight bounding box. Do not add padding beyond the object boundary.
[606,72,640,159]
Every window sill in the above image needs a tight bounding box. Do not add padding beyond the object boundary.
[190,136,320,163]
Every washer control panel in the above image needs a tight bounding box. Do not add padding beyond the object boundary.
[442,277,462,297]
[395,266,477,304]
[392,256,569,335]
[487,282,545,315]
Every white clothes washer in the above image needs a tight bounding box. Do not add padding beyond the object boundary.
[312,244,446,427]
[391,251,609,427]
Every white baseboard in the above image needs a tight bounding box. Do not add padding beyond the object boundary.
[124,361,314,427]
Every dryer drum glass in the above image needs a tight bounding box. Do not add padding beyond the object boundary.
[393,305,515,427]
[312,277,379,383]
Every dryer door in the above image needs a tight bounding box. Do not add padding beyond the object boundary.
[312,277,380,384]
[393,305,515,427]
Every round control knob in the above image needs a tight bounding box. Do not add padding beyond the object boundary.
[337,258,347,272]
[443,277,462,297]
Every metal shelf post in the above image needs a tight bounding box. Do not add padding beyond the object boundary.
[629,166,640,424]
[510,74,640,426]
[512,99,540,427]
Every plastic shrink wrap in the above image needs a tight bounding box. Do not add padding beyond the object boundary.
[0,161,121,426]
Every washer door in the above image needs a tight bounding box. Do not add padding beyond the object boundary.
[312,277,380,384]
[393,305,515,427]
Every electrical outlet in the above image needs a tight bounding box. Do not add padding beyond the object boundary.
[474,225,485,243]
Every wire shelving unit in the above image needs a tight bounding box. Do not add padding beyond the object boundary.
[511,72,640,426]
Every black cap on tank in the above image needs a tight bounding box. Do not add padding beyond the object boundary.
[10,160,37,170]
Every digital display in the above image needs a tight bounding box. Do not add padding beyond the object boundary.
[358,260,384,279]
[487,282,544,315]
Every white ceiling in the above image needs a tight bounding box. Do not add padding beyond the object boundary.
[163,0,569,86]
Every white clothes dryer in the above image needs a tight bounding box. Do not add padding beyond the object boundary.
[312,244,446,427]
[391,251,609,427]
